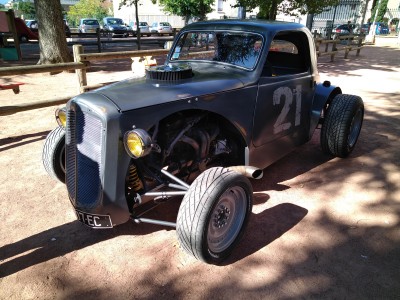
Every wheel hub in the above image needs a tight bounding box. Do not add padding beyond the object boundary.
[213,205,230,228]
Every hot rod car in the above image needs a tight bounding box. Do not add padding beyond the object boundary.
[43,20,364,264]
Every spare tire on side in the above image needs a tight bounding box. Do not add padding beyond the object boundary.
[42,126,66,183]
[321,94,364,158]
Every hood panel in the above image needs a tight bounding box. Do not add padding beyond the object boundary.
[94,64,249,112]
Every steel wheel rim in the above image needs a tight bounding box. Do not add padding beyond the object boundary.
[207,186,247,253]
[348,108,363,148]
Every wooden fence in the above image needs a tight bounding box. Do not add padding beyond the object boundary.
[315,34,364,62]
[0,34,364,116]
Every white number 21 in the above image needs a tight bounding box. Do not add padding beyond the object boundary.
[273,85,302,134]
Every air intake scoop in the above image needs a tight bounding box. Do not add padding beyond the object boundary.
[146,63,193,81]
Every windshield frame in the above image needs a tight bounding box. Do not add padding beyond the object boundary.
[168,30,265,71]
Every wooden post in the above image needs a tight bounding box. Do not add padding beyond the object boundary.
[96,28,101,53]
[73,44,87,93]
[331,41,337,62]
[344,35,351,59]
[356,35,363,56]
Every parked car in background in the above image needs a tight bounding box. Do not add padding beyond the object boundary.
[375,22,389,34]
[102,17,129,37]
[14,17,38,42]
[361,23,370,34]
[23,19,71,38]
[128,21,151,37]
[25,19,38,31]
[150,21,173,35]
[78,18,100,33]
[360,22,389,35]
[332,23,359,39]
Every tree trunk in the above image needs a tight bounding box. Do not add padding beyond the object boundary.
[34,0,72,64]
[135,1,141,50]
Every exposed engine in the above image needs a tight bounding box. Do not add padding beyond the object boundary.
[125,112,240,207]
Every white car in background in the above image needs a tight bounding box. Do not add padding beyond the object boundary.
[129,21,151,37]
[150,21,173,36]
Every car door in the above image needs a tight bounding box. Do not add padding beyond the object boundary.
[252,31,314,148]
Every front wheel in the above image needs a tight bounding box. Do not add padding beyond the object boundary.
[42,126,66,183]
[176,167,253,264]
[321,94,364,158]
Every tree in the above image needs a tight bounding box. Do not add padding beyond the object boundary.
[234,0,339,20]
[119,0,142,50]
[12,0,36,19]
[67,0,110,26]
[157,0,214,25]
[370,0,388,23]
[34,0,72,64]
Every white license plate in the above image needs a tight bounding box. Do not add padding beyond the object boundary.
[75,209,113,228]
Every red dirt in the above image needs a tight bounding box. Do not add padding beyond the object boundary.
[0,37,399,299]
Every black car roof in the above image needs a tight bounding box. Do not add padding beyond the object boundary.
[182,19,305,34]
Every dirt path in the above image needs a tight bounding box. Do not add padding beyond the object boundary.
[0,37,399,299]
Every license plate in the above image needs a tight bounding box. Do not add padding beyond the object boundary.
[75,209,113,228]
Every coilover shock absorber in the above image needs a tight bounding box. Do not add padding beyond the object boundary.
[127,164,144,193]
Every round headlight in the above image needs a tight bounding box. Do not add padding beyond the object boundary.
[124,129,152,159]
[55,108,67,127]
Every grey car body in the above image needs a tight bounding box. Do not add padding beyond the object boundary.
[79,18,100,33]
[44,20,363,264]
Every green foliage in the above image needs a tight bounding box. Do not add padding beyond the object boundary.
[12,0,36,19]
[158,0,214,24]
[370,0,388,23]
[235,0,339,20]
[67,0,109,25]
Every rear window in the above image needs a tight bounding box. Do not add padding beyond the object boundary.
[83,20,99,25]
[139,22,148,26]
[160,22,171,26]
[269,40,298,54]
[106,18,124,25]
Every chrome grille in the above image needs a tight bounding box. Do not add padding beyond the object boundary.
[66,105,103,209]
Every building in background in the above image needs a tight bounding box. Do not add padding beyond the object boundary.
[114,0,260,28]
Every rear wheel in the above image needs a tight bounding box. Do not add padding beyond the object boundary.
[42,126,66,183]
[321,94,364,158]
[176,167,253,264]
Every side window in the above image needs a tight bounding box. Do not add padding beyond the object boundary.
[262,31,311,77]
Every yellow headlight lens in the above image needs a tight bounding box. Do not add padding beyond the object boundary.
[56,108,67,127]
[126,132,144,158]
[124,129,152,159]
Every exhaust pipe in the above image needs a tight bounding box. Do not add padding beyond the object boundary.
[227,166,263,180]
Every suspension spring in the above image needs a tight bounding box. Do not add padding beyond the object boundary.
[128,164,144,192]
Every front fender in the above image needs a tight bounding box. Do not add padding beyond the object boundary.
[309,82,342,138]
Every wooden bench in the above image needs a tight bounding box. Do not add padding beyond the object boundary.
[0,82,24,94]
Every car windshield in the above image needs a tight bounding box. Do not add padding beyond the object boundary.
[139,22,148,26]
[171,31,263,70]
[160,22,170,26]
[107,18,124,25]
